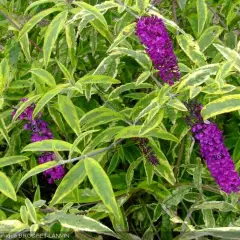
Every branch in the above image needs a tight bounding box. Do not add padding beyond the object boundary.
[174,138,185,178]
[62,139,124,164]
[206,3,228,29]
[172,0,178,25]
[0,9,43,53]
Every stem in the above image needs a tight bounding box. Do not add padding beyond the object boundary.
[172,0,178,25]
[0,10,43,52]
[139,199,161,240]
[206,3,228,29]
[174,138,185,178]
[63,139,124,164]
[151,74,163,88]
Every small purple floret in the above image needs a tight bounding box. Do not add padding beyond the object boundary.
[136,16,180,85]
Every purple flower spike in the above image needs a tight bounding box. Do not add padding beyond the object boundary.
[13,98,65,184]
[136,16,180,85]
[192,122,240,193]
[187,102,240,194]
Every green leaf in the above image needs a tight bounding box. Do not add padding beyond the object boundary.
[76,75,120,85]
[136,71,151,85]
[51,213,117,237]
[136,0,149,14]
[69,130,99,159]
[201,95,240,120]
[12,95,42,121]
[0,220,25,233]
[80,107,125,129]
[94,55,119,77]
[17,161,59,190]
[20,206,28,225]
[84,127,124,153]
[233,138,240,162]
[0,171,17,201]
[30,68,56,86]
[0,119,10,145]
[0,59,9,94]
[163,186,191,206]
[177,0,188,10]
[126,158,141,189]
[111,47,152,70]
[109,83,152,99]
[108,23,135,52]
[91,19,112,42]
[150,141,176,186]
[24,0,56,14]
[19,34,31,61]
[74,2,108,29]
[66,24,77,67]
[19,7,61,39]
[85,158,122,224]
[177,34,206,67]
[167,98,188,111]
[198,26,223,52]
[22,140,81,153]
[43,11,68,67]
[33,84,69,118]
[193,160,202,191]
[178,227,240,240]
[48,106,66,133]
[189,86,202,99]
[197,0,208,35]
[177,64,219,90]
[50,160,86,206]
[107,152,120,175]
[58,95,81,135]
[115,126,179,142]
[140,107,164,135]
[194,201,237,212]
[202,83,236,95]
[214,44,240,73]
[0,156,29,168]
[143,156,154,185]
[56,60,72,81]
[215,60,235,88]
[202,209,215,228]
[25,198,37,223]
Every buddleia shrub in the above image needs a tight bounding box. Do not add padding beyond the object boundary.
[0,0,239,239]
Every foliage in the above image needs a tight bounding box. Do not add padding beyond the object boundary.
[0,0,239,239]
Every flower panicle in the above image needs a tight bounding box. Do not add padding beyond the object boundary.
[134,138,159,165]
[187,102,240,194]
[136,16,180,85]
[12,98,65,184]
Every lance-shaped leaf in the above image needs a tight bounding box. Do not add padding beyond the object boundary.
[19,7,61,39]
[85,158,123,225]
[0,156,29,168]
[30,68,56,86]
[22,140,81,153]
[201,94,240,120]
[197,0,208,35]
[58,95,81,135]
[17,161,60,190]
[0,172,17,201]
[43,11,68,67]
